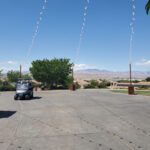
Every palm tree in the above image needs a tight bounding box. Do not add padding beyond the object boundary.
[146,0,150,14]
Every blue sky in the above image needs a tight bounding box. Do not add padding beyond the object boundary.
[0,0,150,72]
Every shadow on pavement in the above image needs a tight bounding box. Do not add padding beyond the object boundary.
[19,96,42,101]
[0,111,16,119]
[32,96,42,100]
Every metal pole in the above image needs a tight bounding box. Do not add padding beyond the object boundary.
[129,63,132,85]
[72,68,74,83]
[20,64,22,78]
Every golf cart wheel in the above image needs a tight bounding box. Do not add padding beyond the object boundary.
[25,95,30,100]
[17,96,21,100]
[14,95,18,100]
[31,93,33,99]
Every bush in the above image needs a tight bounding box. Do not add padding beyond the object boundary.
[98,80,111,88]
[75,82,81,89]
[0,80,2,85]
[145,77,150,82]
[117,79,140,83]
[0,82,16,91]
[98,82,107,88]
[117,80,130,83]
[83,79,111,89]
[138,85,149,90]
[132,80,140,83]
[84,84,96,89]
[84,80,99,89]
[90,80,99,88]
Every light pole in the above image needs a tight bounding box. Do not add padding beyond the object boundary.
[128,0,135,95]
[20,64,22,79]
[71,64,76,91]
[128,63,134,95]
[129,63,132,85]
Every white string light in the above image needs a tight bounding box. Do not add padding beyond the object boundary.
[25,0,48,63]
[129,0,136,64]
[76,0,90,59]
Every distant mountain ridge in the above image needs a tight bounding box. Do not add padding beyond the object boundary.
[75,69,111,74]
[74,69,150,80]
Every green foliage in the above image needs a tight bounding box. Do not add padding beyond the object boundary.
[132,80,140,83]
[30,58,73,89]
[84,80,99,89]
[99,79,111,88]
[145,77,150,82]
[0,81,15,91]
[117,79,130,83]
[84,79,111,89]
[7,70,31,83]
[75,82,81,89]
[117,79,140,83]
[84,80,90,83]
[90,80,99,87]
[63,76,74,89]
[138,85,149,90]
[98,83,106,88]
[146,0,150,14]
[0,69,2,77]
[84,84,96,89]
[7,70,20,83]
[22,74,32,80]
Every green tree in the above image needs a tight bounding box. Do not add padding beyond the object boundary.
[30,58,73,89]
[0,70,2,79]
[7,70,20,83]
[145,77,150,82]
[22,74,32,80]
[146,0,150,14]
[90,80,99,88]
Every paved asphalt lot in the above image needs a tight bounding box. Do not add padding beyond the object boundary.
[0,89,150,150]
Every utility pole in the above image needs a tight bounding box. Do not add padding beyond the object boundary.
[20,64,22,78]
[72,67,74,83]
[128,63,134,94]
[129,63,132,85]
[71,64,76,91]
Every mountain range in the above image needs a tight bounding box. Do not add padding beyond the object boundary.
[74,69,150,81]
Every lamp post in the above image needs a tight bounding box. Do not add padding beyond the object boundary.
[70,64,76,91]
[129,63,132,85]
[128,0,135,95]
[20,64,22,79]
[72,65,74,83]
[128,63,134,95]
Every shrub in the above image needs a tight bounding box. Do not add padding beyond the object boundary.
[132,80,140,83]
[98,82,107,88]
[90,80,99,88]
[138,85,149,90]
[83,79,111,89]
[75,82,81,89]
[0,83,15,91]
[117,80,130,83]
[84,80,99,89]
[117,79,140,83]
[145,77,150,82]
[98,80,111,88]
[84,84,96,89]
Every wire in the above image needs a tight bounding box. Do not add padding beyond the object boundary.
[23,0,48,68]
[75,0,90,61]
[129,0,136,64]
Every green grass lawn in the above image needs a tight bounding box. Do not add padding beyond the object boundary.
[112,89,150,96]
